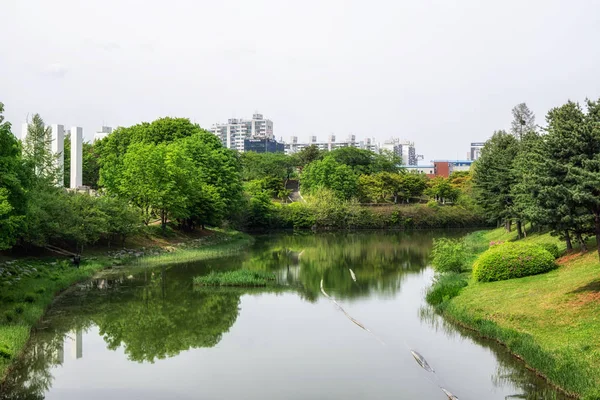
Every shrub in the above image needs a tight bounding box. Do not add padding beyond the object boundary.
[3,311,15,323]
[426,273,468,306]
[24,293,36,303]
[431,238,466,273]
[14,305,24,314]
[539,242,560,259]
[0,344,12,359]
[473,242,556,282]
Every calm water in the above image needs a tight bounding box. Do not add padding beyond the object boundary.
[0,232,566,400]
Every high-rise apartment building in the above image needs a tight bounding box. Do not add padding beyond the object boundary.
[469,142,485,161]
[211,113,274,152]
[284,134,379,154]
[380,138,419,166]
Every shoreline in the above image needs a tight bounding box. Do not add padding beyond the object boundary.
[428,228,599,399]
[0,229,253,383]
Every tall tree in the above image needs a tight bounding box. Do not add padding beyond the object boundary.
[301,156,358,200]
[472,131,519,230]
[510,103,536,140]
[22,114,58,183]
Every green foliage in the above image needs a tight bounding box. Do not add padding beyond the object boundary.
[473,242,556,282]
[240,152,294,181]
[290,145,323,168]
[22,114,59,183]
[426,176,461,203]
[431,238,467,272]
[282,202,315,229]
[301,156,358,200]
[539,242,560,259]
[193,269,276,287]
[425,273,468,306]
[0,343,12,359]
[82,142,100,188]
[328,147,401,175]
[473,131,519,224]
[0,102,27,250]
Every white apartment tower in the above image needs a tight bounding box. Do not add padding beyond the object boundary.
[211,113,274,152]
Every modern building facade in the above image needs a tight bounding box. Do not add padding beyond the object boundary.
[284,134,379,155]
[380,138,420,166]
[432,160,474,178]
[244,138,285,153]
[404,165,435,177]
[94,126,113,142]
[469,142,485,161]
[211,113,276,152]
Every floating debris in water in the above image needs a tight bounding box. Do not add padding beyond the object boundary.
[440,388,459,399]
[410,350,434,373]
[349,269,356,282]
[320,278,385,345]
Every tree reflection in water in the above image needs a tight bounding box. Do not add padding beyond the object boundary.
[0,230,463,399]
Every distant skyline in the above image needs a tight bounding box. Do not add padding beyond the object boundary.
[2,0,600,162]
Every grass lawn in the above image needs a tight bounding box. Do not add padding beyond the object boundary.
[439,227,600,399]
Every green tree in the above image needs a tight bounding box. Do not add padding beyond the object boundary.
[22,114,58,183]
[291,145,323,168]
[240,152,294,182]
[82,142,100,188]
[426,177,461,204]
[0,102,27,250]
[473,131,519,230]
[301,156,359,200]
[510,103,536,140]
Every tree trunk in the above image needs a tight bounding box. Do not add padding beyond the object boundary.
[516,220,523,239]
[565,230,573,251]
[505,220,511,232]
[575,232,588,252]
[161,209,167,234]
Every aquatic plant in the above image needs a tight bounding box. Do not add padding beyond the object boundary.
[193,270,276,287]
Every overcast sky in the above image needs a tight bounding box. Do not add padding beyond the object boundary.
[2,0,600,162]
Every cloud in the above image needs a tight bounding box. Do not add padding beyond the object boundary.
[43,63,68,79]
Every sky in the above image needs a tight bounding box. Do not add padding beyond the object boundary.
[2,0,600,162]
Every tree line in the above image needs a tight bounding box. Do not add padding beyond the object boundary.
[472,100,600,257]
[0,99,481,254]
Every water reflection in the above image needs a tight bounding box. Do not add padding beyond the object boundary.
[0,231,566,400]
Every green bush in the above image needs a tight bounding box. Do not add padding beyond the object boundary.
[14,305,24,314]
[3,311,15,323]
[431,238,466,272]
[473,242,556,282]
[539,242,560,259]
[426,273,468,306]
[0,344,12,359]
[24,293,36,303]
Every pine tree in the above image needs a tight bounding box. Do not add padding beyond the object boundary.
[473,131,519,230]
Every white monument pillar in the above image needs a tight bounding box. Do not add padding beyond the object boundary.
[50,124,65,186]
[70,127,83,189]
[21,122,29,142]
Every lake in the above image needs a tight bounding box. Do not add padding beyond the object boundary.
[0,231,566,399]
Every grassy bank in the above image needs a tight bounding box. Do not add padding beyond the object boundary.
[0,228,252,381]
[429,228,600,399]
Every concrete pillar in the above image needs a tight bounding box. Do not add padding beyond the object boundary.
[50,124,65,186]
[21,122,28,142]
[70,127,82,189]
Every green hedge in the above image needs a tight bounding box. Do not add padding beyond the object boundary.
[473,242,556,282]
